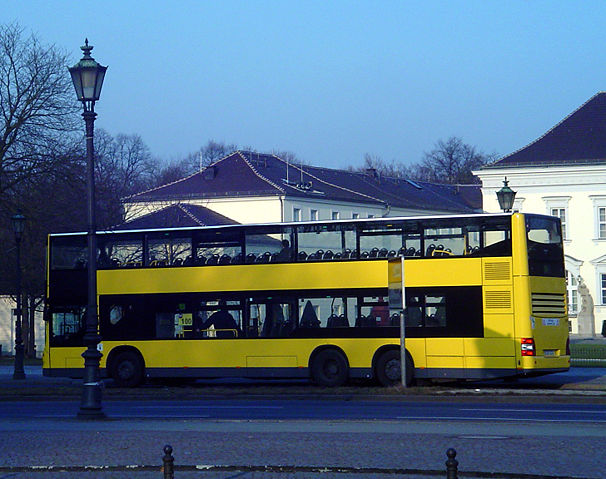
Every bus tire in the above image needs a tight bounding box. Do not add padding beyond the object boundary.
[311,349,348,387]
[376,349,413,387]
[111,351,144,387]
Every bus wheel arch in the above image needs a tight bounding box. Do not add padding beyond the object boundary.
[107,346,145,387]
[373,346,414,387]
[309,346,349,387]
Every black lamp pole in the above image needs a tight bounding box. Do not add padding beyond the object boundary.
[11,213,26,380]
[69,39,107,419]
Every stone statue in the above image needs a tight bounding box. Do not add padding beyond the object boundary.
[576,276,595,337]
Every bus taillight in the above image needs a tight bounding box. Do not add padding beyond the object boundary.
[521,338,536,356]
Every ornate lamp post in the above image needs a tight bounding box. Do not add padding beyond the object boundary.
[11,213,26,380]
[68,39,107,419]
[496,177,516,213]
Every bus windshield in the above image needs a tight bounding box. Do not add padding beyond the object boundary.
[526,215,564,277]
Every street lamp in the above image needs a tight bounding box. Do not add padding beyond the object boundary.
[496,177,516,213]
[69,39,107,419]
[11,213,26,380]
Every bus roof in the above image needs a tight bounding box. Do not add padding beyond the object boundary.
[48,211,538,238]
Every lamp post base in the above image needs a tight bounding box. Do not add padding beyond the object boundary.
[13,344,26,380]
[77,383,106,419]
[77,346,106,420]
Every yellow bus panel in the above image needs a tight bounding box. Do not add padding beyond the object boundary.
[426,338,464,356]
[465,356,516,370]
[426,356,464,369]
[483,314,515,338]
[98,261,388,295]
[464,338,516,357]
[404,258,482,287]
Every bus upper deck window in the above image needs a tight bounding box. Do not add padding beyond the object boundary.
[50,237,87,270]
[98,236,143,268]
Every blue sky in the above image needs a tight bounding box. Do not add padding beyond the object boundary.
[7,1,606,168]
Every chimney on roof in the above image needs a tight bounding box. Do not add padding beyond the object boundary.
[203,165,216,180]
[365,167,379,179]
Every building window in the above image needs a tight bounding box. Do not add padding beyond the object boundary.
[590,196,606,240]
[331,211,340,220]
[352,213,359,219]
[551,208,567,240]
[601,273,606,305]
[293,208,301,222]
[310,209,318,221]
[566,271,578,314]
[600,207,606,239]
[543,196,570,240]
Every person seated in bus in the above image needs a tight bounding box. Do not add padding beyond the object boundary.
[274,240,292,262]
[200,301,239,338]
[299,300,320,328]
[97,247,110,268]
[370,298,390,326]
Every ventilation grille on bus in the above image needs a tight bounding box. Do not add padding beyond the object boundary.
[485,291,512,309]
[531,293,566,316]
[484,262,511,281]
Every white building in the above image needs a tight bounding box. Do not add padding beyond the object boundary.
[475,92,606,337]
[124,150,481,225]
[0,296,44,358]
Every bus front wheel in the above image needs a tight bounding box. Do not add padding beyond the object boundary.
[111,351,144,387]
[311,349,348,387]
[376,350,413,387]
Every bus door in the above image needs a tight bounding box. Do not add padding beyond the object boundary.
[248,297,297,338]
[246,297,299,373]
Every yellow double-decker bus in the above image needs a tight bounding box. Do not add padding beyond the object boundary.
[43,212,569,387]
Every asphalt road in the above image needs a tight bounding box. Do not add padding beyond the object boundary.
[1,366,606,478]
[2,410,606,478]
[2,397,606,423]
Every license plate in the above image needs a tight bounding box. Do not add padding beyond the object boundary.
[542,318,559,326]
[544,350,557,357]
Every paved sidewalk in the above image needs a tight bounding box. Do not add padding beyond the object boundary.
[0,472,449,478]
[1,364,606,399]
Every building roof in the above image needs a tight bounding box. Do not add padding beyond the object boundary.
[127,151,481,212]
[115,203,238,230]
[484,92,606,168]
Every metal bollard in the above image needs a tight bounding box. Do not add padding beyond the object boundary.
[445,448,458,479]
[162,444,174,479]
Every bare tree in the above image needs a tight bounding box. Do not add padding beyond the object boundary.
[93,130,158,227]
[152,161,191,187]
[182,140,238,174]
[0,23,80,354]
[0,23,78,198]
[348,153,411,179]
[0,141,85,356]
[272,149,309,165]
[412,137,496,184]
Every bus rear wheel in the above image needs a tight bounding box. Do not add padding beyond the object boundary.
[111,351,144,387]
[311,349,348,387]
[376,350,413,387]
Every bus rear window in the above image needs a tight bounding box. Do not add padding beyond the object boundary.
[526,216,564,277]
[50,237,87,270]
